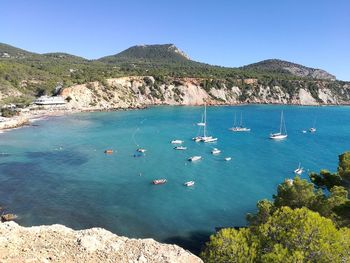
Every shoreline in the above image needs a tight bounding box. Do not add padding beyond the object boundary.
[0,102,349,133]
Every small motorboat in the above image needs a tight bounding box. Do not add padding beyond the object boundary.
[294,163,304,175]
[174,146,187,150]
[137,148,147,153]
[224,157,232,161]
[230,127,251,132]
[171,140,184,144]
[192,136,202,142]
[211,148,221,155]
[184,181,195,187]
[202,137,218,143]
[188,156,202,162]
[104,149,113,154]
[309,127,316,133]
[152,179,167,185]
[302,130,307,133]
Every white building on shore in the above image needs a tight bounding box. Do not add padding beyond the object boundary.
[33,96,66,105]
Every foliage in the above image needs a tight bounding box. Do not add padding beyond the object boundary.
[248,176,349,227]
[338,152,350,182]
[309,169,342,190]
[1,108,18,117]
[201,227,258,263]
[310,152,350,190]
[201,207,350,262]
[0,42,348,105]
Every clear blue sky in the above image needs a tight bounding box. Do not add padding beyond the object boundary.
[1,0,349,80]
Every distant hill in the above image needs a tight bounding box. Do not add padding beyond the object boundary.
[43,52,87,61]
[0,43,40,59]
[242,59,336,80]
[98,44,192,64]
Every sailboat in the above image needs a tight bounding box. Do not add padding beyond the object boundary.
[192,103,218,142]
[309,118,317,133]
[294,163,304,175]
[229,112,251,132]
[270,111,287,140]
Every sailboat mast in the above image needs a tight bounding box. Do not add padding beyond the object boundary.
[203,103,207,137]
[279,111,283,134]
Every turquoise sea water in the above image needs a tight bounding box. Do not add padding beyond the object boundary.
[1,105,350,252]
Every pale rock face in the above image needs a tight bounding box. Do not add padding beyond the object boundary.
[58,76,350,109]
[299,88,318,105]
[210,87,227,102]
[318,89,336,104]
[0,221,202,263]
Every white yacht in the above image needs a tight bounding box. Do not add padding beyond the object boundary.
[270,111,287,140]
[294,163,304,175]
[184,181,195,187]
[137,148,147,153]
[229,113,251,132]
[34,95,66,105]
[193,103,218,143]
[174,146,187,150]
[188,156,202,162]
[171,140,183,144]
[211,148,221,155]
[224,157,232,161]
[202,136,218,143]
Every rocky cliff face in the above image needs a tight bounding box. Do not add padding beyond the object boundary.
[59,76,350,110]
[0,221,202,263]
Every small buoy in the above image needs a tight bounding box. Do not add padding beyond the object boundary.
[104,149,113,154]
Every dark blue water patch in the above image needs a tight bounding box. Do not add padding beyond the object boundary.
[0,161,41,177]
[163,231,212,255]
[25,150,89,166]
[0,153,11,157]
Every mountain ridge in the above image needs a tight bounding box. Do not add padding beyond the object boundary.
[0,42,336,81]
[242,59,336,80]
[98,43,192,64]
[1,42,348,107]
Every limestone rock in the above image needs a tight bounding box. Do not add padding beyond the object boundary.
[0,221,202,263]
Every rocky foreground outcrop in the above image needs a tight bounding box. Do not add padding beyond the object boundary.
[0,222,202,263]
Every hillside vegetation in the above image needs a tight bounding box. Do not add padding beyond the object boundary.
[0,42,348,106]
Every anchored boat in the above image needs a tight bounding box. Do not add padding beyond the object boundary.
[229,112,251,132]
[294,163,304,175]
[188,156,202,162]
[211,148,221,155]
[152,179,167,185]
[174,146,187,150]
[184,181,195,187]
[171,140,184,144]
[270,111,287,140]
